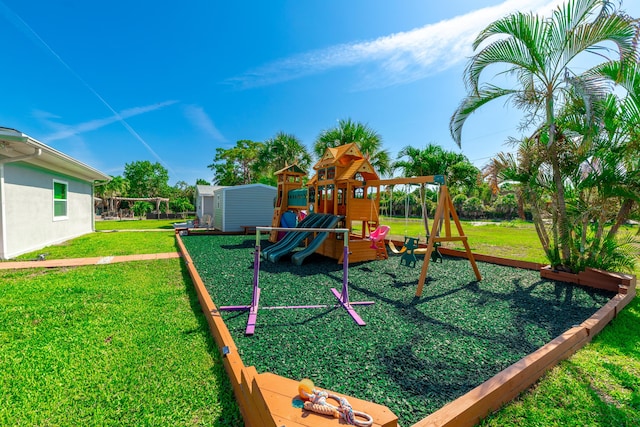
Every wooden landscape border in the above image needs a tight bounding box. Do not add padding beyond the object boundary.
[176,232,636,427]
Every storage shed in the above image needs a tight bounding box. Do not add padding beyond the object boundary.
[195,184,226,225]
[212,184,276,232]
[0,127,110,259]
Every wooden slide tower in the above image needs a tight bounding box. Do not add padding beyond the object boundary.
[270,144,482,295]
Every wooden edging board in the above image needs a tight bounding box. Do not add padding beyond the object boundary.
[177,232,636,427]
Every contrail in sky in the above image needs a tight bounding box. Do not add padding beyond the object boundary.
[0,0,173,172]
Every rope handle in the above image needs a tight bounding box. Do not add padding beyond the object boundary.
[298,380,373,427]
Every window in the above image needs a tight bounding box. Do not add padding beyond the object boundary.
[53,180,68,220]
[326,184,334,201]
[327,167,336,180]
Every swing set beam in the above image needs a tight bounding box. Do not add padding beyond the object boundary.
[367,174,445,187]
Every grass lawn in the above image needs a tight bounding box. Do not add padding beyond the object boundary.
[11,230,177,261]
[382,217,549,264]
[95,218,186,230]
[0,259,241,426]
[182,234,621,426]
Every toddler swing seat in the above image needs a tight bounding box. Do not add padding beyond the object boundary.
[368,225,390,259]
[390,235,443,267]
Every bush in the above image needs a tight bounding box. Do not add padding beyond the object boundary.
[170,197,194,213]
[462,197,484,219]
[452,194,467,213]
[132,201,153,217]
[493,194,518,220]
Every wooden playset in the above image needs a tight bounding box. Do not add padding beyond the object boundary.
[270,143,482,295]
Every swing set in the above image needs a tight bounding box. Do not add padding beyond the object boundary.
[368,175,482,297]
[386,183,442,262]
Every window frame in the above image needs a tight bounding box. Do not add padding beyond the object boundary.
[53,179,69,221]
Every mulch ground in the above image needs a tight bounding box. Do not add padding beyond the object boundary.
[183,234,614,425]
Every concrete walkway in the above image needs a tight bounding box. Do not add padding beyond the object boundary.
[0,252,181,270]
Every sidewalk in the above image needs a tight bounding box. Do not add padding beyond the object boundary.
[0,252,181,270]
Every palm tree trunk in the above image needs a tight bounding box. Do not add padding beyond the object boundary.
[605,198,635,241]
[516,187,525,220]
[546,95,571,265]
[528,193,550,253]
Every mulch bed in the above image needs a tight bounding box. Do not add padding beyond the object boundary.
[183,234,614,426]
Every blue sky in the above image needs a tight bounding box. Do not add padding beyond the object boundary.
[1,0,638,185]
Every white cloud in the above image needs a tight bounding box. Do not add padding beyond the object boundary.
[183,105,227,142]
[43,100,178,141]
[227,0,565,90]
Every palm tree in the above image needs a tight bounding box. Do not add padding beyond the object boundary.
[484,138,556,262]
[314,118,392,176]
[254,132,312,184]
[96,175,130,215]
[450,0,636,269]
[591,59,640,241]
[393,144,474,233]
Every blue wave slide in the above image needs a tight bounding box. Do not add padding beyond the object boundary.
[291,214,342,266]
[261,213,326,262]
[263,214,341,263]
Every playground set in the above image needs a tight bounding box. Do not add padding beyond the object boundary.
[176,145,636,425]
[268,143,482,296]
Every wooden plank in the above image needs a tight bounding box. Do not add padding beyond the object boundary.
[240,367,271,427]
[254,373,398,427]
[438,248,544,270]
[617,287,636,312]
[414,326,589,427]
[581,297,619,338]
[368,176,438,186]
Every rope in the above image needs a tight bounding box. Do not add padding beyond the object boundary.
[300,385,373,427]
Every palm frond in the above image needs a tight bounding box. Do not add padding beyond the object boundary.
[450,85,517,146]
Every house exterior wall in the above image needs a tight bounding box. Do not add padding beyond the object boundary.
[219,184,276,232]
[1,162,94,259]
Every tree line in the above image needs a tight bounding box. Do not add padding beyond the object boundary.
[95,160,209,217]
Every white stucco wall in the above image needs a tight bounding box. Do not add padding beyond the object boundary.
[1,162,94,259]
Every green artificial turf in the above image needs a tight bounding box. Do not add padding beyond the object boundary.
[183,234,615,426]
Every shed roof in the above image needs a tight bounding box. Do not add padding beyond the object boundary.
[196,185,225,196]
[219,183,276,192]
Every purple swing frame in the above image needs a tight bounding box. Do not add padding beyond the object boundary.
[219,226,374,335]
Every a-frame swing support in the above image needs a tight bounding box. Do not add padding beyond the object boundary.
[416,184,481,296]
[368,176,482,297]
